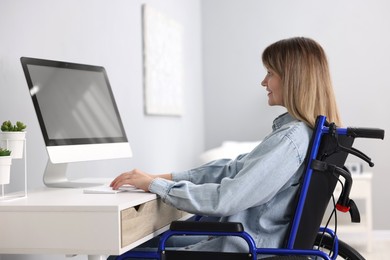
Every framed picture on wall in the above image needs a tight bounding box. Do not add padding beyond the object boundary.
[142,4,184,116]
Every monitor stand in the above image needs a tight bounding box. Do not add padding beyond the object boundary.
[43,160,105,188]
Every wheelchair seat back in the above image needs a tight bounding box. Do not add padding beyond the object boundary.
[287,120,354,249]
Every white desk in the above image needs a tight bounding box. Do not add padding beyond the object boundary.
[0,186,188,259]
[328,172,373,252]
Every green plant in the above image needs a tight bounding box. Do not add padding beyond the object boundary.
[0,148,11,156]
[1,120,27,132]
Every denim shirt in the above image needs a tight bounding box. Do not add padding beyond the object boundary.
[149,113,312,252]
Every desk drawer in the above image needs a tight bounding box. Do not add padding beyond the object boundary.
[121,199,186,247]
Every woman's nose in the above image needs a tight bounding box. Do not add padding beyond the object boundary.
[261,78,266,87]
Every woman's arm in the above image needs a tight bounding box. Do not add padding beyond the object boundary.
[110,153,248,193]
[150,125,311,216]
[171,154,248,184]
[156,173,172,180]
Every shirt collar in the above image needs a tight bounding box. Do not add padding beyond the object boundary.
[272,112,297,131]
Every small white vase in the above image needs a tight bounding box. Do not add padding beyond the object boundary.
[0,132,26,159]
[0,156,12,185]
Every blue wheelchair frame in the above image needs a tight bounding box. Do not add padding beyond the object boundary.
[116,115,384,260]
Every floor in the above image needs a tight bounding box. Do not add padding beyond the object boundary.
[338,232,390,259]
[349,241,389,260]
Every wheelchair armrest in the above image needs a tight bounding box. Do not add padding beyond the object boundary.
[170,221,244,233]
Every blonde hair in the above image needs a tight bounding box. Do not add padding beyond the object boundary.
[262,37,341,127]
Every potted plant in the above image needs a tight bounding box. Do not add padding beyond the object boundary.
[0,120,27,159]
[0,148,12,185]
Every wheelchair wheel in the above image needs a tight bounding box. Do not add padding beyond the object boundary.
[314,233,365,260]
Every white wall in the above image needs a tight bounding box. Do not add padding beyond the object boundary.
[202,0,390,230]
[0,0,204,183]
[0,0,203,259]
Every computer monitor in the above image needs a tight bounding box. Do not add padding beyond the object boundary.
[20,57,132,188]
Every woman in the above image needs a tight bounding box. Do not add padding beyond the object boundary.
[110,37,341,253]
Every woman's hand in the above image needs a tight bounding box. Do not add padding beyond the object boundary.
[110,169,155,192]
[110,170,173,192]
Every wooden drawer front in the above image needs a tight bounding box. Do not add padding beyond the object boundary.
[121,199,184,247]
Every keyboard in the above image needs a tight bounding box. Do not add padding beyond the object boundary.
[83,185,137,194]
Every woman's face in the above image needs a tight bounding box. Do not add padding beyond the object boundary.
[261,68,284,106]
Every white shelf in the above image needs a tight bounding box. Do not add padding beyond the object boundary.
[0,137,27,201]
[323,172,373,252]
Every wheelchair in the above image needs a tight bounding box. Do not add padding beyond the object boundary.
[115,115,385,260]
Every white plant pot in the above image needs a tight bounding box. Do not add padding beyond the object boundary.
[0,132,26,159]
[0,156,12,185]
